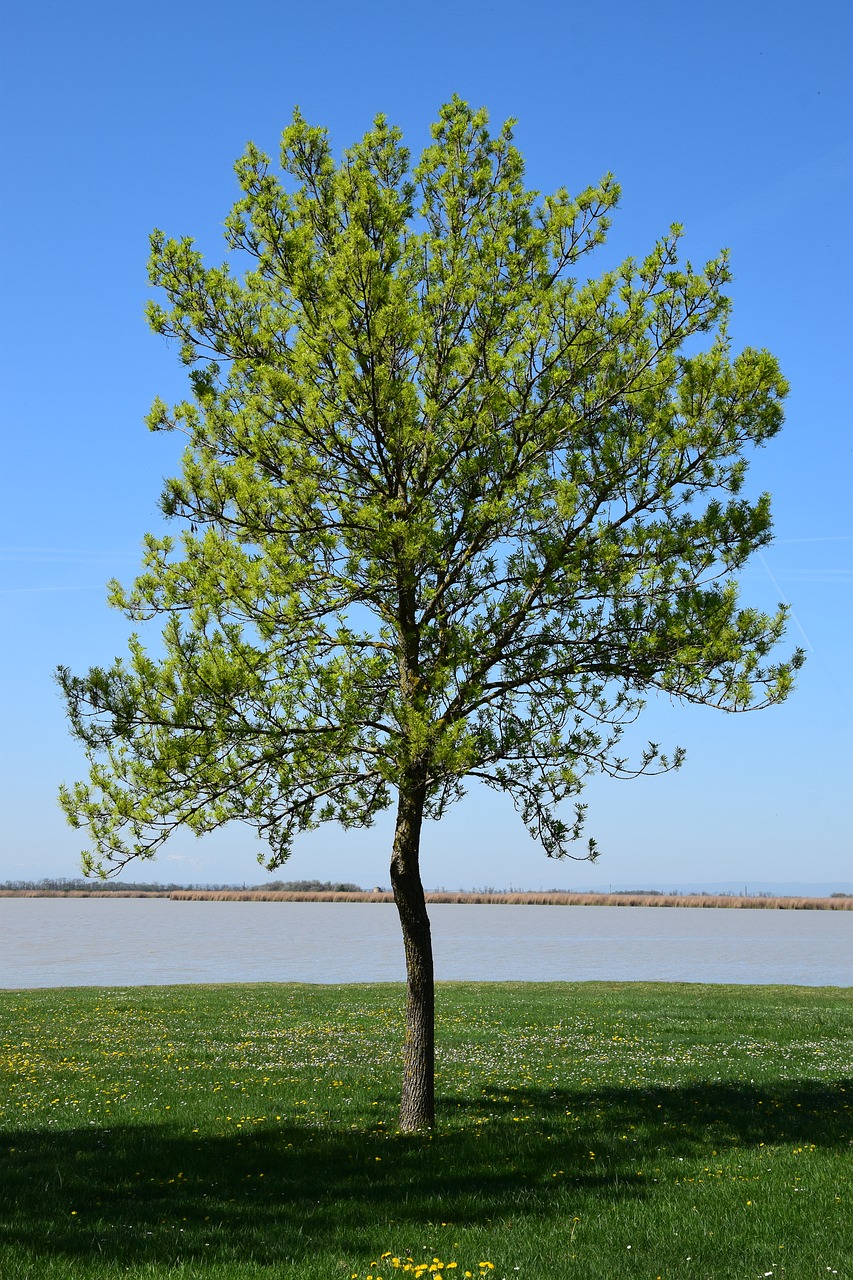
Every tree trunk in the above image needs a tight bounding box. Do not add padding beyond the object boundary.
[390,769,435,1130]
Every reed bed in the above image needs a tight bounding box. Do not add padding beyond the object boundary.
[0,889,168,898]
[166,889,853,909]
[3,888,850,908]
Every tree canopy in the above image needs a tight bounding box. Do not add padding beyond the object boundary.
[59,97,801,1128]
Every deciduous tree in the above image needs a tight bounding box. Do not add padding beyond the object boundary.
[59,98,801,1129]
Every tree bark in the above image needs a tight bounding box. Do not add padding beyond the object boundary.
[390,768,435,1130]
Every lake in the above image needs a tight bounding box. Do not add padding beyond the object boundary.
[2,899,851,988]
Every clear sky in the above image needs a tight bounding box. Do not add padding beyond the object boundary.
[1,0,850,891]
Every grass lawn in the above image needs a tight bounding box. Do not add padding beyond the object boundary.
[0,982,850,1279]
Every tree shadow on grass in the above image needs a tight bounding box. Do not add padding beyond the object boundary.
[1,1078,849,1268]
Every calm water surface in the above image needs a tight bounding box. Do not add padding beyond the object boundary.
[1,899,851,988]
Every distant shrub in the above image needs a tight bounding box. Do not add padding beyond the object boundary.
[611,888,663,895]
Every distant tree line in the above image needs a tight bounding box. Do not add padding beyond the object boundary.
[0,877,363,893]
[4,877,847,897]
[263,879,364,892]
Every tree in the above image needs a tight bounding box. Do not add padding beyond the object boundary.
[59,98,802,1130]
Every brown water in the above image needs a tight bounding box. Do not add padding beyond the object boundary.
[2,899,851,988]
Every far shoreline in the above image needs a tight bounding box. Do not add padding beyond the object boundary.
[2,889,852,910]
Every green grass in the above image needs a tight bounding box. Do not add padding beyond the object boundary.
[1,982,850,1279]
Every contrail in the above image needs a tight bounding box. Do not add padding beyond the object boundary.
[0,584,106,595]
[0,546,138,562]
[759,552,814,652]
[774,535,853,545]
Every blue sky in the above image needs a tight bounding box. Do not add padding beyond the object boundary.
[1,0,850,890]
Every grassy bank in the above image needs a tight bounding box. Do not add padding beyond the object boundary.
[1,983,850,1279]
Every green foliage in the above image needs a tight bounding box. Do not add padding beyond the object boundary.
[58,97,801,874]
